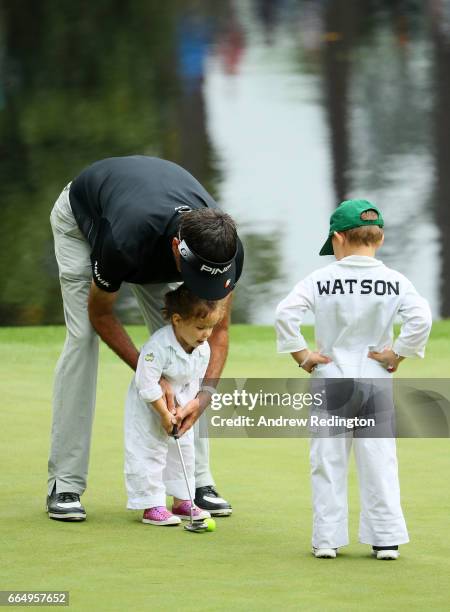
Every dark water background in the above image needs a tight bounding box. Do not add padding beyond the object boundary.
[1,0,449,325]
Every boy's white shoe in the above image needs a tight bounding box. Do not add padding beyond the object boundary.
[373,548,399,560]
[312,547,337,559]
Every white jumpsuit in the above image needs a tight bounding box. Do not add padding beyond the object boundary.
[275,255,432,548]
[124,325,210,510]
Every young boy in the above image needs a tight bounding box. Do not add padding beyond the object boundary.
[275,199,432,560]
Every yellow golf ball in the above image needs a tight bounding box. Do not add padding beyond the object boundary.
[204,518,216,532]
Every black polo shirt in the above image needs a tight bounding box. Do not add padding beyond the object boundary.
[69,156,242,293]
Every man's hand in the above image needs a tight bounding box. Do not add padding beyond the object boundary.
[368,348,404,373]
[159,377,176,415]
[176,397,201,436]
[176,391,212,435]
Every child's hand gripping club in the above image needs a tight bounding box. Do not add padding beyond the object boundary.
[149,395,178,435]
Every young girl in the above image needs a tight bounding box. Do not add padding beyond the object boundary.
[124,285,225,525]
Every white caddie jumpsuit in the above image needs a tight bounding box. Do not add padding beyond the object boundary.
[124,325,210,509]
[275,255,432,548]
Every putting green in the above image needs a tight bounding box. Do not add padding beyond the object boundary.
[1,324,449,611]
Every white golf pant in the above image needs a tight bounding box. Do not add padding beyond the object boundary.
[310,436,409,548]
[124,380,195,508]
[48,185,214,495]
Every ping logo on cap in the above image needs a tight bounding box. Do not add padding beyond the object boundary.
[200,263,232,275]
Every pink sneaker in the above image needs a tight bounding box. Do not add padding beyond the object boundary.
[172,501,211,521]
[142,506,181,526]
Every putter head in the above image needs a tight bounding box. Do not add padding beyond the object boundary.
[184,520,208,533]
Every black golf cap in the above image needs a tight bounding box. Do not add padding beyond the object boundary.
[178,237,244,300]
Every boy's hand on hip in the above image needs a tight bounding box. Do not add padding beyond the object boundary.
[368,348,404,373]
[300,351,332,374]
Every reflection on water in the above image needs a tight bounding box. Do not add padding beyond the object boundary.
[0,0,449,325]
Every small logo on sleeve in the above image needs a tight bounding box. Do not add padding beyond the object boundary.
[144,353,155,362]
[93,261,110,288]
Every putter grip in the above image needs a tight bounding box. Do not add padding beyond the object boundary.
[171,424,179,439]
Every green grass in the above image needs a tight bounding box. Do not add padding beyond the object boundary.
[1,323,450,611]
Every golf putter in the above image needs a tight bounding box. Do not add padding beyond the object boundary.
[171,425,208,533]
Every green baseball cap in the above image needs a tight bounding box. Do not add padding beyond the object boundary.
[319,199,384,256]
